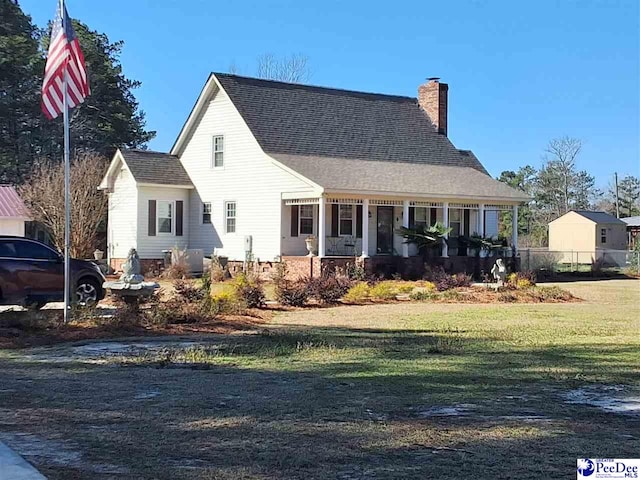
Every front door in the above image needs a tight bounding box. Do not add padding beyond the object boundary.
[376,206,394,254]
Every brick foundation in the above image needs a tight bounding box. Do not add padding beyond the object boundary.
[283,256,426,280]
[205,255,522,283]
[281,256,322,280]
[280,255,520,280]
[225,260,279,280]
[109,257,164,276]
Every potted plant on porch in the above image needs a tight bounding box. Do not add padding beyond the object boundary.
[464,235,505,258]
[396,222,451,260]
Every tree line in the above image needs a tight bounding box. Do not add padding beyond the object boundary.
[0,0,155,255]
[2,0,312,256]
[0,0,154,184]
[497,136,639,247]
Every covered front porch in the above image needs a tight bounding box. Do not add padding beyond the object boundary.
[281,194,519,259]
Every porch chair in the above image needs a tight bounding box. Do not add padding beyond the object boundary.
[343,235,357,256]
[327,237,341,256]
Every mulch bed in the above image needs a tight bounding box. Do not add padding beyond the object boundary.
[0,284,580,349]
[341,285,582,305]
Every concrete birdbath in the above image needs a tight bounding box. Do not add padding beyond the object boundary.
[103,248,159,305]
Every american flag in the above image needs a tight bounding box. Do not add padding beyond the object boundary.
[41,0,89,120]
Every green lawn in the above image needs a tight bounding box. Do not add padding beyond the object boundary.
[0,279,638,479]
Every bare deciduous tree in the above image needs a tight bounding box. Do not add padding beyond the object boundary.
[540,136,583,215]
[227,61,240,75]
[19,152,108,258]
[498,136,600,247]
[256,53,311,83]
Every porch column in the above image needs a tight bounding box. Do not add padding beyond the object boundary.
[361,199,370,258]
[402,200,410,257]
[479,203,485,237]
[442,202,449,257]
[511,205,518,251]
[318,197,326,257]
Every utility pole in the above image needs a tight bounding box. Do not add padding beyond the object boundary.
[614,172,620,218]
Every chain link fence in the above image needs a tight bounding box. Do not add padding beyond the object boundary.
[519,248,638,273]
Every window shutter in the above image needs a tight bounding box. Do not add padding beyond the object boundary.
[176,200,184,236]
[463,209,470,236]
[290,205,299,237]
[148,200,156,236]
[430,208,437,225]
[408,208,415,228]
[331,204,339,237]
[356,205,363,238]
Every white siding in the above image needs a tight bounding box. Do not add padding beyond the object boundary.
[136,186,190,259]
[469,210,479,235]
[321,205,363,255]
[181,86,314,261]
[392,206,403,255]
[0,219,25,236]
[367,205,377,255]
[281,204,319,256]
[107,166,138,259]
[485,210,499,238]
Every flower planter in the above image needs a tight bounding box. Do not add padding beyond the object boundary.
[305,236,318,256]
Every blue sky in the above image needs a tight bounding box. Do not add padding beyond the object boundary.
[22,0,639,187]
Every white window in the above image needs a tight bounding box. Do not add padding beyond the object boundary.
[601,228,607,244]
[299,205,314,235]
[449,208,461,237]
[339,204,353,236]
[212,135,224,168]
[158,201,173,234]
[202,202,212,224]
[225,201,236,233]
[415,207,428,227]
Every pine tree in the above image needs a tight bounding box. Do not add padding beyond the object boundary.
[617,175,640,217]
[0,0,43,183]
[39,19,156,159]
[0,0,155,183]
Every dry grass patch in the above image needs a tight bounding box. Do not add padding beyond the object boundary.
[0,280,637,479]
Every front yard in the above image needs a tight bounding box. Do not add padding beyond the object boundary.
[0,279,638,479]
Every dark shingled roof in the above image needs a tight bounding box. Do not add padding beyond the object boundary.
[570,210,625,224]
[270,154,529,200]
[214,73,488,173]
[121,149,192,186]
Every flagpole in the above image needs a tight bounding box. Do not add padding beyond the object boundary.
[62,0,71,323]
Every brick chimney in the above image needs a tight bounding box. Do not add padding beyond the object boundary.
[418,77,448,136]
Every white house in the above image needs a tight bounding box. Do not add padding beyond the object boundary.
[100,73,528,274]
[0,185,30,237]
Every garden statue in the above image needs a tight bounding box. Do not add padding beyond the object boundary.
[120,248,144,284]
[103,247,159,305]
[491,258,507,287]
